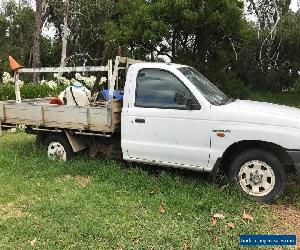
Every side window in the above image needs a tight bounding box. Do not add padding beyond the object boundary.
[135,68,199,109]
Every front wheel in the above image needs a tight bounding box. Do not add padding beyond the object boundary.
[45,134,74,161]
[228,149,287,203]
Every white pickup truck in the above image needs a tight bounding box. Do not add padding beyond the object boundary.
[1,57,299,203]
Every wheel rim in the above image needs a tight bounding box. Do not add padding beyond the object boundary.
[238,160,275,197]
[48,142,67,161]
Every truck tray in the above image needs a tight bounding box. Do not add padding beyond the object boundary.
[0,98,122,133]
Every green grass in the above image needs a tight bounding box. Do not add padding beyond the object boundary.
[250,91,300,108]
[0,132,282,249]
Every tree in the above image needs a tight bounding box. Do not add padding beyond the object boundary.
[31,0,43,82]
[46,0,115,67]
[0,1,35,75]
[245,0,291,71]
[103,0,250,96]
[105,0,244,73]
[277,12,300,88]
[59,0,69,75]
[104,0,206,60]
[31,0,49,82]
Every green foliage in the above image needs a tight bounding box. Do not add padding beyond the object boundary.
[40,38,61,67]
[234,10,300,92]
[104,0,173,59]
[105,0,244,64]
[279,12,300,84]
[20,83,65,99]
[0,1,60,75]
[0,84,65,101]
[0,84,15,100]
[46,0,115,66]
[223,77,251,99]
[104,0,252,98]
[0,1,34,74]
[250,91,300,109]
[294,78,300,93]
[203,68,251,99]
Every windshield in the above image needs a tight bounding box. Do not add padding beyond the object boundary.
[178,67,233,105]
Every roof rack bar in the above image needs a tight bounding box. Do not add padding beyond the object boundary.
[18,66,108,74]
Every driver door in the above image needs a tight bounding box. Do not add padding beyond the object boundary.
[122,68,211,169]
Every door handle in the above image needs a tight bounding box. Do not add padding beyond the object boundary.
[135,118,145,124]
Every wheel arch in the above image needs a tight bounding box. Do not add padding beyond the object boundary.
[219,140,294,174]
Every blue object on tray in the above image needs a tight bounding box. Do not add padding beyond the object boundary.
[102,89,124,101]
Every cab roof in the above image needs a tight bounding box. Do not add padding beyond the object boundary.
[129,62,188,70]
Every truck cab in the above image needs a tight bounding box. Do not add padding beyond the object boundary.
[121,62,300,203]
[122,63,210,170]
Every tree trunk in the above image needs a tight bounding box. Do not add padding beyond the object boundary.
[171,29,178,61]
[32,0,43,83]
[59,0,69,74]
[196,0,205,13]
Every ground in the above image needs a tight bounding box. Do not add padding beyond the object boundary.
[0,92,300,249]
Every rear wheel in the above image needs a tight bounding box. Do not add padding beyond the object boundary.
[35,131,48,146]
[45,134,74,161]
[228,149,287,203]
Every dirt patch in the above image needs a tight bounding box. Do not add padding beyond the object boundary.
[0,202,27,220]
[57,175,73,182]
[74,176,92,188]
[267,204,300,247]
[57,175,92,188]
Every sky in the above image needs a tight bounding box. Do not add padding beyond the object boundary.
[290,0,299,11]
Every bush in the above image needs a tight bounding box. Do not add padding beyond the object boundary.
[222,75,251,99]
[0,83,65,101]
[207,70,251,99]
[0,84,15,101]
[293,78,300,93]
[21,84,65,99]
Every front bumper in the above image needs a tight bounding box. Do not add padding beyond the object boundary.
[287,150,300,183]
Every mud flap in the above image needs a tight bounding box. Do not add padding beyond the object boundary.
[65,131,88,153]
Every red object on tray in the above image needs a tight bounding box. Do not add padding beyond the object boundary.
[50,96,64,105]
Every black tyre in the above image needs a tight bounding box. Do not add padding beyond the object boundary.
[228,149,287,203]
[45,133,74,161]
[35,131,48,146]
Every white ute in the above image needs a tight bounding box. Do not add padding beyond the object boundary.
[1,57,299,203]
